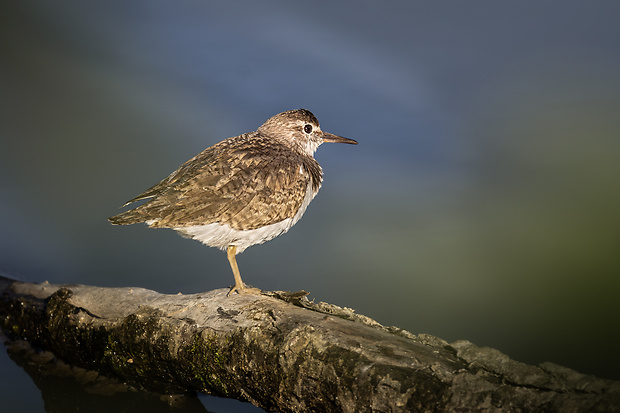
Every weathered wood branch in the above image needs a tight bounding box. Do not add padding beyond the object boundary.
[0,275,618,412]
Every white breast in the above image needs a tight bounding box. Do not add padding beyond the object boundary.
[174,182,318,253]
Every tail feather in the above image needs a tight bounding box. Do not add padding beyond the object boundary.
[108,210,147,225]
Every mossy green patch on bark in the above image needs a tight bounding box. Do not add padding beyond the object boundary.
[184,329,229,394]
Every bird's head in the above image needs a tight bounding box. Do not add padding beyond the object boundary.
[257,109,357,156]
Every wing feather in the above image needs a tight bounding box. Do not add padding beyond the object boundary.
[109,133,322,231]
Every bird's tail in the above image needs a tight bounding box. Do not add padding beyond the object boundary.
[108,210,147,226]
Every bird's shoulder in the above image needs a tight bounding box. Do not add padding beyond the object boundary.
[179,132,322,191]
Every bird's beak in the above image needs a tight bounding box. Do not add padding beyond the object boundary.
[322,132,358,145]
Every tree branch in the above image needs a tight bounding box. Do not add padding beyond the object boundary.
[0,275,618,412]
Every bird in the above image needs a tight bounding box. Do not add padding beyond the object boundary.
[109,109,357,295]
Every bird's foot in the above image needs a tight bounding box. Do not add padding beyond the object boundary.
[226,283,261,297]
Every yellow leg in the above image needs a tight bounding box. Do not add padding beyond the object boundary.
[226,245,260,296]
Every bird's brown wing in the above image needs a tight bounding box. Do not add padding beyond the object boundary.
[120,135,240,206]
[110,134,318,231]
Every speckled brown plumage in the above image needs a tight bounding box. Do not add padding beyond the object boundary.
[109,109,357,295]
[110,133,323,231]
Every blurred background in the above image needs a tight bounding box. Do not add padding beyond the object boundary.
[1,1,620,411]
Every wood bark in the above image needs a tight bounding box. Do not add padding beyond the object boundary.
[0,275,618,412]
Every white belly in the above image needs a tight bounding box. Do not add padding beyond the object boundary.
[174,183,317,253]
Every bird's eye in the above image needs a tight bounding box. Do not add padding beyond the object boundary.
[303,124,313,134]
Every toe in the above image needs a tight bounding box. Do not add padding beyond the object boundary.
[227,284,261,296]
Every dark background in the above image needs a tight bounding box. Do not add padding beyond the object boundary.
[2,1,620,412]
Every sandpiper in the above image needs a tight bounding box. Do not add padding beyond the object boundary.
[109,109,357,295]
